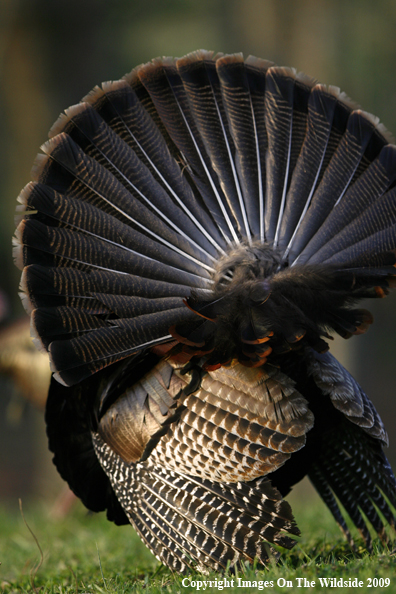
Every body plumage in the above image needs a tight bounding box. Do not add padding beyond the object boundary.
[14,50,396,572]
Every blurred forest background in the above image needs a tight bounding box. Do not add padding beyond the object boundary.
[1,0,396,509]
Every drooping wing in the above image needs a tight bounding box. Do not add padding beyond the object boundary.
[92,359,312,571]
[305,351,396,547]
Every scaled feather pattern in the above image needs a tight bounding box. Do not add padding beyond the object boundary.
[14,50,396,573]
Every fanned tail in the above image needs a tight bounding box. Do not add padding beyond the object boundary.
[14,50,396,385]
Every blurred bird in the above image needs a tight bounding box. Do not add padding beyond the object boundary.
[0,313,77,517]
[0,316,50,412]
[13,50,396,572]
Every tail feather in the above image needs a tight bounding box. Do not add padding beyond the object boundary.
[279,85,339,253]
[307,188,396,265]
[264,67,297,243]
[352,122,393,183]
[272,72,319,248]
[287,76,315,178]
[21,265,196,310]
[300,145,396,263]
[32,298,183,342]
[290,111,383,261]
[15,50,396,385]
[50,101,222,260]
[48,307,195,385]
[91,294,184,318]
[282,88,355,262]
[174,53,249,246]
[82,80,193,198]
[19,182,215,275]
[323,227,396,267]
[136,58,206,176]
[178,51,252,242]
[125,65,181,161]
[17,216,208,286]
[216,54,262,238]
[38,133,211,260]
[136,57,239,244]
[97,81,228,254]
[287,95,389,264]
[245,56,274,242]
[314,89,351,178]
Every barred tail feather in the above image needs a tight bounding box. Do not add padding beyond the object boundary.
[297,144,396,263]
[15,51,396,386]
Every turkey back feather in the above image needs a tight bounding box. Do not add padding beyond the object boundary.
[14,50,396,571]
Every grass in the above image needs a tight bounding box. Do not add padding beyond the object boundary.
[1,486,395,594]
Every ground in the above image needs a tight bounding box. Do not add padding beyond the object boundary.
[1,480,395,594]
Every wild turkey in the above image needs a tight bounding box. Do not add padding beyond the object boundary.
[14,50,396,573]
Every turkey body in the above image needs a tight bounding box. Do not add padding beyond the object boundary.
[14,50,396,572]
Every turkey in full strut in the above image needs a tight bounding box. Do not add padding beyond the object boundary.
[14,50,396,572]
